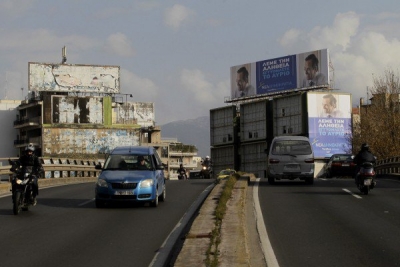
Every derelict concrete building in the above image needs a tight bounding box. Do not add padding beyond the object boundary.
[13,62,158,159]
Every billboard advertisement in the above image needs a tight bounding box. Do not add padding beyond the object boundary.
[29,63,120,93]
[307,92,352,158]
[230,49,329,99]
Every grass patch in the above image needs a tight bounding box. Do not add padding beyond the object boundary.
[205,173,240,267]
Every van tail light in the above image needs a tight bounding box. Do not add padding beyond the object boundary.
[304,158,314,163]
[269,158,280,164]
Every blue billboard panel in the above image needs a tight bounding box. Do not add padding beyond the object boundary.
[256,55,297,94]
[307,92,352,158]
[230,49,329,99]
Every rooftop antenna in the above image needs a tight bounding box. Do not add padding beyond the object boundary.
[62,46,67,64]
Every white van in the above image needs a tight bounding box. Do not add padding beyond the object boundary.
[267,136,315,184]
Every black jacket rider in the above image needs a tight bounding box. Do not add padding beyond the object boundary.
[353,145,376,167]
[177,165,187,179]
[353,143,376,183]
[15,149,43,199]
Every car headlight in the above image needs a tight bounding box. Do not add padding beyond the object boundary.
[97,179,109,188]
[140,179,154,188]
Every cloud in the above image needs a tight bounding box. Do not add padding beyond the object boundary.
[104,33,135,57]
[279,12,360,53]
[0,0,34,17]
[120,69,159,101]
[164,4,193,30]
[179,69,228,115]
[278,11,400,107]
[0,29,96,52]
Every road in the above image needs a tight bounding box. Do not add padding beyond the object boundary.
[0,179,214,267]
[258,177,400,267]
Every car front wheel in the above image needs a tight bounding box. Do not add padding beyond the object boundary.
[151,191,159,207]
[95,199,106,208]
[159,185,166,202]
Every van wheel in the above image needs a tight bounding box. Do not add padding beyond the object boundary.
[268,176,275,185]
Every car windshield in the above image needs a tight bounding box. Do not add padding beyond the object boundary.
[272,140,312,155]
[220,170,232,175]
[103,154,153,170]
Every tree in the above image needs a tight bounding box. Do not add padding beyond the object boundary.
[352,69,400,160]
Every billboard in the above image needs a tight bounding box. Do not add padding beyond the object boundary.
[29,63,120,93]
[230,49,329,99]
[307,92,352,158]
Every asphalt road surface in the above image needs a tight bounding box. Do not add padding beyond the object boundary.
[0,179,214,267]
[258,176,400,267]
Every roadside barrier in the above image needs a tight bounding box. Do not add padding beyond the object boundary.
[375,156,400,175]
[0,157,104,179]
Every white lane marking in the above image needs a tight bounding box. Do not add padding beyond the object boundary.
[342,188,362,199]
[254,178,280,267]
[78,198,95,206]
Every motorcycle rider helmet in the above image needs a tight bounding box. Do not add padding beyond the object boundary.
[25,143,35,153]
[361,143,369,151]
[205,156,210,160]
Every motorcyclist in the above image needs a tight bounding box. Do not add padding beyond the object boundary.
[177,164,187,180]
[14,144,43,205]
[353,143,376,187]
[203,156,211,167]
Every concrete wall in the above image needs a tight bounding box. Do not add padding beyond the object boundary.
[42,127,140,158]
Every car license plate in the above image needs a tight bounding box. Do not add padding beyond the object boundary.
[115,190,133,195]
[283,164,300,172]
[342,163,349,166]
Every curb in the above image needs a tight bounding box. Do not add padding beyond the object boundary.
[173,174,260,266]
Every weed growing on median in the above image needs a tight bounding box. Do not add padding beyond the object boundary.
[205,173,240,267]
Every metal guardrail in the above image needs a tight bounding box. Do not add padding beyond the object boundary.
[375,156,400,175]
[0,158,104,179]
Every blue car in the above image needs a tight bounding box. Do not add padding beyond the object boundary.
[95,146,166,208]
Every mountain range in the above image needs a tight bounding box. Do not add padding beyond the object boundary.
[160,116,210,158]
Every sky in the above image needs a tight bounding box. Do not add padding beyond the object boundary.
[1,0,400,125]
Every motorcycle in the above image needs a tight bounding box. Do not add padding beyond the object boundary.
[200,161,212,179]
[355,162,376,195]
[178,170,188,180]
[9,160,37,215]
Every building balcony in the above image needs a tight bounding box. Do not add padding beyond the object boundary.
[169,151,197,157]
[13,116,41,129]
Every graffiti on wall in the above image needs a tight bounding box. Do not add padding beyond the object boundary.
[113,102,154,127]
[42,128,139,156]
[29,63,120,93]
